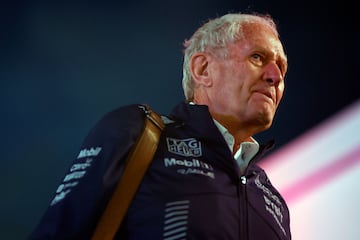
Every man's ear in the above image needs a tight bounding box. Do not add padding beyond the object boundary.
[189,52,212,87]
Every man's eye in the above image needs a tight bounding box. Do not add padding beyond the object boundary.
[251,54,264,65]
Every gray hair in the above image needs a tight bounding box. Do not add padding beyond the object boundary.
[182,13,279,101]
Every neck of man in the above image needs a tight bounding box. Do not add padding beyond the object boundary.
[211,112,258,145]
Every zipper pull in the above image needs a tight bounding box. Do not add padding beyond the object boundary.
[240,176,247,184]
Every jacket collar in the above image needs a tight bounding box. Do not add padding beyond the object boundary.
[169,102,275,157]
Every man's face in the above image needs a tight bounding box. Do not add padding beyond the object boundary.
[206,24,288,131]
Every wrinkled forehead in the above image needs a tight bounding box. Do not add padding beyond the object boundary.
[241,22,287,60]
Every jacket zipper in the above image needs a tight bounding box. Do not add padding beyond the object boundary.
[238,143,272,240]
[240,175,249,240]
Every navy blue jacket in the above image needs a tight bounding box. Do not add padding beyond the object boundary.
[29,102,291,239]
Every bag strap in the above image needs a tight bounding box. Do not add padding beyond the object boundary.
[91,104,165,240]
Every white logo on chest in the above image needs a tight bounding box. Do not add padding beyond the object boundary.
[166,137,202,157]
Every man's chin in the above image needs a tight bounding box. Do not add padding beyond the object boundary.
[254,113,274,130]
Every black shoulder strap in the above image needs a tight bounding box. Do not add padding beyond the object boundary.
[91,104,164,240]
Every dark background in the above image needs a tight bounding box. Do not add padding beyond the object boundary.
[0,0,354,239]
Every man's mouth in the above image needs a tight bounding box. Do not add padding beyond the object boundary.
[254,90,275,104]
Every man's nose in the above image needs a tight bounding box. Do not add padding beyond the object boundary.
[263,62,283,86]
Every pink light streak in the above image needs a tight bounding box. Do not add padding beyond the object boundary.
[282,144,360,204]
[260,99,360,204]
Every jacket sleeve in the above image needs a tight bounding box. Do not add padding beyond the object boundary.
[28,104,146,240]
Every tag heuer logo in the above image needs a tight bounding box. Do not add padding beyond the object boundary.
[166,137,202,157]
